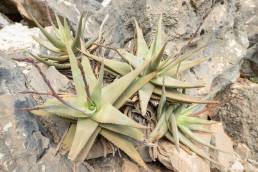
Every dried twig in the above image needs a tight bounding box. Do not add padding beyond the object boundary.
[13,57,91,116]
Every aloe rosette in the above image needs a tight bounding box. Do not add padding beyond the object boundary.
[81,16,216,116]
[29,26,153,168]
[30,12,96,69]
[148,85,229,165]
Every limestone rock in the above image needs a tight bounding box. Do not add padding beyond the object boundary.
[228,161,244,172]
[213,78,258,161]
[235,144,251,161]
[157,140,210,172]
[0,13,12,29]
[0,23,39,53]
[210,123,235,171]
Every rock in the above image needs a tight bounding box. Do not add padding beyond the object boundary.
[244,160,258,172]
[0,53,91,172]
[9,0,53,26]
[239,0,258,39]
[0,13,12,29]
[210,123,235,171]
[0,0,22,22]
[157,140,210,172]
[9,0,102,27]
[212,78,258,161]
[122,159,140,172]
[0,23,39,53]
[25,65,72,94]
[235,144,251,161]
[228,161,244,172]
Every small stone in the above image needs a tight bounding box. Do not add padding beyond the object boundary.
[210,123,235,169]
[229,161,244,172]
[0,13,11,29]
[157,140,210,172]
[122,159,140,172]
[235,144,251,161]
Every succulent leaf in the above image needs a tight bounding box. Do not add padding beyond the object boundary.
[66,43,88,101]
[114,72,157,109]
[151,75,204,88]
[60,124,76,153]
[101,124,144,141]
[92,104,146,128]
[134,18,148,58]
[100,129,148,169]
[68,119,98,161]
[138,83,155,115]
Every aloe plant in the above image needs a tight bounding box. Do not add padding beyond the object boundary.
[148,85,227,165]
[30,12,96,69]
[81,16,216,116]
[29,39,151,168]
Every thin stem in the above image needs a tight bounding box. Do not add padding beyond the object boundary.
[13,57,91,116]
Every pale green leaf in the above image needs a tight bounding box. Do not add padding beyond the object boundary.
[157,82,166,119]
[91,62,104,108]
[151,75,204,88]
[170,113,180,152]
[117,48,144,67]
[179,116,216,125]
[60,124,76,153]
[153,88,218,104]
[32,36,61,53]
[179,125,228,152]
[167,57,207,76]
[66,43,87,101]
[178,131,221,165]
[149,42,166,72]
[102,62,148,105]
[92,104,145,128]
[148,108,168,142]
[30,53,70,69]
[81,50,131,76]
[37,54,68,62]
[72,13,86,50]
[188,125,212,133]
[76,127,101,162]
[68,119,98,161]
[134,18,148,58]
[31,96,94,119]
[100,129,148,169]
[101,124,144,141]
[138,83,155,115]
[30,11,65,50]
[80,40,97,93]
[114,72,157,109]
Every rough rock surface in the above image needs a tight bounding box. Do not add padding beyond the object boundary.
[0,0,253,171]
[0,13,12,29]
[0,52,89,172]
[212,78,258,161]
[157,140,211,172]
[0,23,39,53]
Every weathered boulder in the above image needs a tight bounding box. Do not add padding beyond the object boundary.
[0,13,12,29]
[212,78,258,161]
[0,52,91,172]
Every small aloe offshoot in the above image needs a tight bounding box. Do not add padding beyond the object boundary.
[81,16,216,116]
[29,11,96,69]
[27,37,150,168]
[148,85,228,165]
